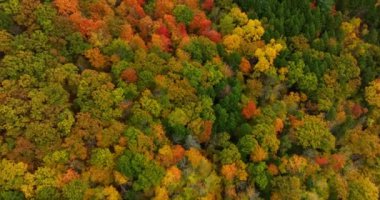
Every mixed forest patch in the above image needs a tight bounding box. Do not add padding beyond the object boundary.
[0,0,379,199]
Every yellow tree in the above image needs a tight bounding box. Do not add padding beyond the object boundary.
[0,159,28,192]
[365,79,380,108]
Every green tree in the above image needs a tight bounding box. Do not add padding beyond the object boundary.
[219,15,235,35]
[183,37,217,63]
[168,108,190,126]
[271,176,303,200]
[34,3,56,33]
[348,173,379,200]
[75,70,124,121]
[293,115,335,152]
[62,180,88,200]
[173,5,194,25]
[247,162,269,190]
[218,143,241,165]
[117,150,164,191]
[102,39,134,62]
[0,190,25,200]
[35,187,61,200]
[90,148,114,169]
[237,135,258,158]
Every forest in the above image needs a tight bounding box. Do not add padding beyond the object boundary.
[0,0,379,199]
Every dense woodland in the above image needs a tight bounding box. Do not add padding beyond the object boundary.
[0,0,380,199]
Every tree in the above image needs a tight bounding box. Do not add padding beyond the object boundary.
[121,68,138,83]
[219,15,235,35]
[62,179,88,200]
[237,135,258,158]
[13,0,40,27]
[53,0,78,15]
[155,0,174,18]
[137,16,153,40]
[189,13,211,33]
[199,120,213,143]
[229,7,248,25]
[173,5,194,26]
[0,51,54,81]
[103,39,134,62]
[345,126,380,159]
[274,118,284,133]
[218,144,241,165]
[0,30,13,53]
[250,145,268,162]
[183,36,217,63]
[0,159,27,191]
[292,115,335,152]
[84,48,108,69]
[247,162,269,190]
[90,148,114,168]
[242,100,258,120]
[103,186,122,200]
[202,0,214,11]
[65,33,91,56]
[157,145,185,167]
[365,79,380,108]
[69,13,103,36]
[201,30,222,43]
[0,190,25,200]
[0,10,12,30]
[234,19,264,43]
[223,34,242,51]
[75,70,124,121]
[168,108,190,127]
[298,72,318,92]
[348,172,379,200]
[279,155,308,175]
[116,150,164,191]
[221,163,237,180]
[120,23,134,42]
[328,174,349,200]
[271,176,303,200]
[239,57,251,73]
[0,0,379,199]
[151,33,172,52]
[123,0,145,19]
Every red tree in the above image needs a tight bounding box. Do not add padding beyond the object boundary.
[202,0,214,11]
[242,100,258,120]
[189,13,211,33]
[121,68,138,83]
[331,154,346,171]
[201,30,221,43]
[69,13,103,36]
[315,156,329,166]
[172,145,185,163]
[156,25,171,38]
[125,0,146,18]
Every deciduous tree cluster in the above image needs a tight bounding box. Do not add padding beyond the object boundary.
[0,0,379,199]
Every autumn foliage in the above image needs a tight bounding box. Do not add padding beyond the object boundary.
[242,100,258,119]
[121,68,138,83]
[0,0,379,199]
[84,48,108,69]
